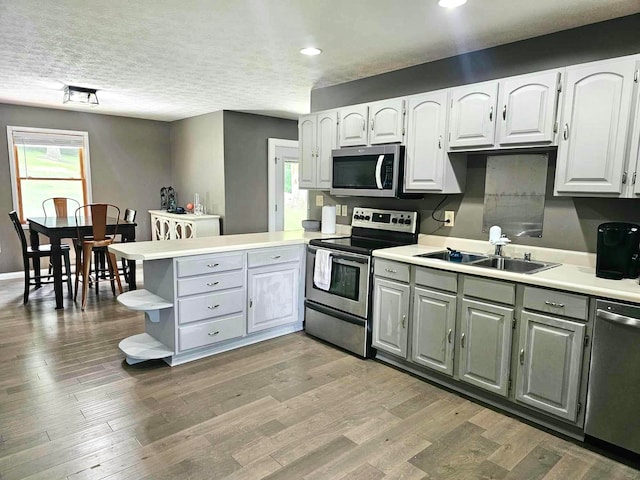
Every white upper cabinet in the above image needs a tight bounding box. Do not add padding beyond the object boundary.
[449,81,499,149]
[298,110,338,190]
[404,90,465,193]
[339,105,369,147]
[369,98,405,145]
[339,99,405,147]
[497,70,562,146]
[554,57,638,196]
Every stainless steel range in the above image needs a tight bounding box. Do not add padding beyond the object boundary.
[305,207,419,357]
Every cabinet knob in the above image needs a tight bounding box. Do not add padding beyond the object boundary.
[447,328,452,344]
[206,282,219,287]
[370,119,374,131]
[208,331,220,336]
[519,348,525,365]
[563,123,569,140]
[207,304,220,309]
[271,255,281,259]
[438,136,442,149]
[402,314,406,329]
[489,106,493,122]
[362,119,366,132]
[249,299,253,308]
[461,332,465,348]
[207,263,219,268]
[502,105,507,121]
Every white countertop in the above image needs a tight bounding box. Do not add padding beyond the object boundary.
[374,236,640,304]
[149,210,221,220]
[109,228,349,261]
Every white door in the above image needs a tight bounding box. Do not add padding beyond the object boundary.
[458,298,513,397]
[554,58,637,195]
[515,311,585,422]
[404,90,448,191]
[339,105,369,147]
[267,139,305,232]
[449,81,499,149]
[498,70,561,146]
[316,111,338,189]
[369,98,405,145]
[298,116,316,189]
[411,286,456,375]
[372,277,410,358]
[247,264,299,333]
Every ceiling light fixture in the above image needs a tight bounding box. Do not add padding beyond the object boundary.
[438,0,467,8]
[63,85,99,105]
[300,47,322,56]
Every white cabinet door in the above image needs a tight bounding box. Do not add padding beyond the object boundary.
[299,115,317,189]
[339,105,369,147]
[449,81,498,149]
[404,91,448,191]
[554,58,637,195]
[458,298,513,397]
[498,70,561,146]
[628,62,640,197]
[369,98,405,145]
[316,111,338,189]
[372,277,410,358]
[411,286,456,375]
[516,311,585,422]
[247,264,299,333]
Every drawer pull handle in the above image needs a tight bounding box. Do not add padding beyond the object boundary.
[385,268,397,274]
[249,299,252,308]
[402,314,406,328]
[207,304,220,309]
[461,333,465,348]
[447,329,452,343]
[520,348,525,365]
[544,301,565,308]
[207,263,219,268]
[208,331,220,336]
[271,255,281,259]
[206,282,219,287]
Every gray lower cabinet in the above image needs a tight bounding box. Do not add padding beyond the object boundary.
[372,277,410,358]
[515,311,585,421]
[458,298,514,397]
[411,286,456,375]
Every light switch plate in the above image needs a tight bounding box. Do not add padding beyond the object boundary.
[315,195,323,207]
[342,205,348,217]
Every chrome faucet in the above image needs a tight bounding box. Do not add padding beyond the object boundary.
[489,226,511,257]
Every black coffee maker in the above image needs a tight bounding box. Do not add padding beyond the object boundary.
[596,222,640,279]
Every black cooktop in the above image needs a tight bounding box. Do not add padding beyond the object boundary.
[309,236,413,255]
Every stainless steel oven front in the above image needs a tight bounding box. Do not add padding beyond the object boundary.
[305,246,371,318]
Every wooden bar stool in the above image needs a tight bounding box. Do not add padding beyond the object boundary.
[74,204,122,310]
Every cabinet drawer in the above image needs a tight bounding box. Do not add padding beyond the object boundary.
[415,267,457,293]
[374,259,410,283]
[248,246,301,268]
[176,252,244,278]
[523,286,588,320]
[463,275,515,305]
[178,314,245,351]
[177,271,244,297]
[178,288,244,324]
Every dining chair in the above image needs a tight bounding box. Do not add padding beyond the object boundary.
[74,204,123,310]
[42,197,81,218]
[94,208,137,284]
[9,211,72,304]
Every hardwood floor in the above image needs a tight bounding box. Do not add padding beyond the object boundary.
[0,278,638,479]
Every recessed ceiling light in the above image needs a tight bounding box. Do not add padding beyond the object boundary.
[438,0,467,8]
[300,47,322,56]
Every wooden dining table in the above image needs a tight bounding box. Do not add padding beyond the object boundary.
[27,216,137,310]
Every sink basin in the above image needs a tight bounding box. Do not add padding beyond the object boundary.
[471,257,560,274]
[415,250,489,263]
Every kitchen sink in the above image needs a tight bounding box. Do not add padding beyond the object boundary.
[471,257,560,274]
[415,250,489,263]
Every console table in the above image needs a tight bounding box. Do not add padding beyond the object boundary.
[149,210,220,240]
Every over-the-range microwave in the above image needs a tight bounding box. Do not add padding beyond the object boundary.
[330,144,422,198]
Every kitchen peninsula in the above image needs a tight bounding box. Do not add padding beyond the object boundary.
[109,230,347,366]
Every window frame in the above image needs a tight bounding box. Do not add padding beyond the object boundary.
[6,126,93,223]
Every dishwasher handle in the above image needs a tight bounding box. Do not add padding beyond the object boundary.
[597,309,640,328]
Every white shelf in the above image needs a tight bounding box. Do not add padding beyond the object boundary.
[118,289,172,312]
[119,333,173,365]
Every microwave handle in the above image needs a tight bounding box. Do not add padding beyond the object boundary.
[375,154,384,190]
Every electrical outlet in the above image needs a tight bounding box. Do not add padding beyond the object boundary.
[342,205,348,217]
[444,211,455,227]
[335,204,342,216]
[315,195,323,207]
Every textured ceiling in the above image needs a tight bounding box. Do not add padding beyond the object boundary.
[0,0,638,121]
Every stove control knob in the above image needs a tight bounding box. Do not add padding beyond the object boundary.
[392,218,398,224]
[365,216,370,221]
[404,219,411,225]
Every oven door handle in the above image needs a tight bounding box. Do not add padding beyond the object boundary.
[375,154,384,190]
[307,247,369,264]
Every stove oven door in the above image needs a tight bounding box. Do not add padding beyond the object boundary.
[305,246,370,318]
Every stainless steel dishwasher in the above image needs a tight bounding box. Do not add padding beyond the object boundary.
[585,299,640,454]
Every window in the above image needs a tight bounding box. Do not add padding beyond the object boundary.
[7,126,92,222]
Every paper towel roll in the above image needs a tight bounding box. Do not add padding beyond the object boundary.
[321,205,336,234]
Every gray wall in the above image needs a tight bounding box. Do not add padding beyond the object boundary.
[222,111,297,235]
[309,14,640,253]
[0,103,171,273]
[170,111,225,217]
